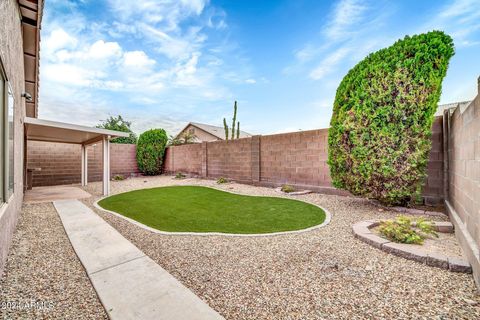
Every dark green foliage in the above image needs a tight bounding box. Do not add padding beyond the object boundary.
[223,118,229,141]
[96,115,137,144]
[136,129,168,175]
[328,31,454,205]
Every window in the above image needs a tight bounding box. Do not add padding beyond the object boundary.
[0,59,14,203]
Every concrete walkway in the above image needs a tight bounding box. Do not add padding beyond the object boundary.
[53,200,224,320]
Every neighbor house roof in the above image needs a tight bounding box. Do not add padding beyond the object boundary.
[435,101,471,116]
[177,122,253,140]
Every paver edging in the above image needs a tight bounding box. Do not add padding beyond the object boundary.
[274,187,313,196]
[93,186,332,237]
[352,220,472,273]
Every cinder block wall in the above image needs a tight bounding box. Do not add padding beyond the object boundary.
[164,117,445,201]
[27,141,140,187]
[446,90,480,286]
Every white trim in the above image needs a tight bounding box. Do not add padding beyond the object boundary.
[24,117,130,138]
[102,136,110,196]
[81,145,87,186]
[93,186,332,237]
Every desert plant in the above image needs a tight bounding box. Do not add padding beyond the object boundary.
[327,31,454,205]
[112,174,125,181]
[223,118,229,141]
[223,101,242,140]
[281,184,295,193]
[378,216,437,244]
[217,177,228,184]
[97,115,137,144]
[175,172,186,179]
[168,131,197,146]
[136,129,168,175]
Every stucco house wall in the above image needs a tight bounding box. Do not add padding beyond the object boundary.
[0,0,27,274]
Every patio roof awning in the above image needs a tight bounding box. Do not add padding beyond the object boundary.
[24,117,131,196]
[24,117,130,144]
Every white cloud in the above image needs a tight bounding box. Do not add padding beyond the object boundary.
[87,40,122,59]
[245,79,256,84]
[123,51,156,68]
[324,0,368,40]
[309,47,351,80]
[424,0,480,48]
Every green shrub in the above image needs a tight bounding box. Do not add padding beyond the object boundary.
[216,177,228,184]
[327,31,454,205]
[378,216,437,244]
[113,174,125,181]
[136,129,168,175]
[175,172,186,179]
[281,184,295,193]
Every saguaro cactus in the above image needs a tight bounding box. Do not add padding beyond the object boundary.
[231,101,237,140]
[236,121,240,139]
[223,118,229,141]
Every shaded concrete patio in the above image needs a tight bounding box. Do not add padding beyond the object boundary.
[24,185,91,203]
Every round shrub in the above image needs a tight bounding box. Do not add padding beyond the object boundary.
[136,129,168,175]
[327,31,454,205]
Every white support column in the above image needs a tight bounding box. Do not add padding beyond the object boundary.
[102,136,111,196]
[81,144,88,186]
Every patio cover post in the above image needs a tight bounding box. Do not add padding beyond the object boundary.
[81,145,88,186]
[102,136,111,196]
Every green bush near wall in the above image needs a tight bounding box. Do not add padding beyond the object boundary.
[136,129,168,175]
[327,31,454,205]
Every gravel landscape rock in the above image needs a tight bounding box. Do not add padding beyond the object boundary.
[0,203,107,319]
[84,176,480,319]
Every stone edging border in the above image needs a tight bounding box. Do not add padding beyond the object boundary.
[92,186,332,238]
[352,220,472,273]
[367,199,445,217]
[274,187,312,196]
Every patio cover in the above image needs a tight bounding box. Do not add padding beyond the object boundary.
[24,117,130,195]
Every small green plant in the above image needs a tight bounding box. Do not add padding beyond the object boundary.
[113,174,125,181]
[281,184,295,193]
[175,172,186,179]
[217,177,229,184]
[378,216,437,244]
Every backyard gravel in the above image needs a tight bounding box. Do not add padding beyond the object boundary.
[84,176,480,320]
[0,202,107,319]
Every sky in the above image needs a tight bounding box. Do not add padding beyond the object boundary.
[38,0,480,136]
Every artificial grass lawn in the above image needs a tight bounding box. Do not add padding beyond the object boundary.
[98,186,326,234]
